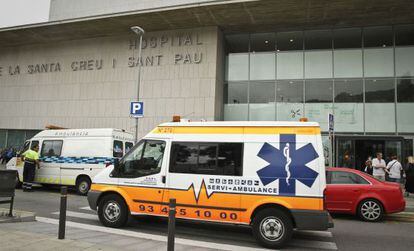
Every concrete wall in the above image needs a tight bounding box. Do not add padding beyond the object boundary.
[49,0,230,21]
[0,26,220,139]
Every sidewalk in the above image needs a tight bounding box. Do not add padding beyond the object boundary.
[0,220,218,251]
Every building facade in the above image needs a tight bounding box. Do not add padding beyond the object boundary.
[1,0,414,168]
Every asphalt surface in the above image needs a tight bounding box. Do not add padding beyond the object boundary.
[7,186,414,250]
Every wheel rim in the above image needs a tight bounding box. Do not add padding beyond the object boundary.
[361,201,381,220]
[78,181,89,193]
[103,201,121,222]
[260,217,284,241]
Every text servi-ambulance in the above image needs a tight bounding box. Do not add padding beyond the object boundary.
[88,119,333,248]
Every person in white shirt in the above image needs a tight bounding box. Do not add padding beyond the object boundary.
[372,153,387,181]
[387,155,403,183]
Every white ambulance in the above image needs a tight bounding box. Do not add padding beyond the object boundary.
[88,120,333,248]
[7,128,134,195]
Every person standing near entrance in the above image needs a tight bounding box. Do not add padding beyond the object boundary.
[364,158,373,175]
[386,155,403,183]
[372,152,387,181]
[405,156,414,196]
[21,145,40,192]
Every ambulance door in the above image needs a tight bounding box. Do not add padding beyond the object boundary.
[117,139,168,216]
[37,140,62,184]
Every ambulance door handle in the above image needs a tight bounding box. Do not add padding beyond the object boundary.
[162,175,166,184]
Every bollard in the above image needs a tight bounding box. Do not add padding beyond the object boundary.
[58,186,68,240]
[167,198,176,251]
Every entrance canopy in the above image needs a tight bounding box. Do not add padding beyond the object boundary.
[1,0,414,47]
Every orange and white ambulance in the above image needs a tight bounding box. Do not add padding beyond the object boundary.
[88,120,333,248]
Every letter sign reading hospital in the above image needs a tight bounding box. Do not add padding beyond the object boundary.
[130,102,144,118]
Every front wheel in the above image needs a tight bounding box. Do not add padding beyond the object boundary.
[252,208,293,249]
[98,194,129,228]
[358,199,384,222]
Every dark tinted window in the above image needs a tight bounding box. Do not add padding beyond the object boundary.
[277,31,303,51]
[250,33,275,52]
[120,140,165,178]
[22,141,30,154]
[397,78,414,102]
[395,25,414,46]
[305,30,332,50]
[305,80,333,103]
[41,140,63,157]
[365,79,395,102]
[276,80,303,103]
[170,142,243,176]
[125,142,134,154]
[225,34,249,53]
[31,140,39,149]
[334,28,362,49]
[328,171,369,184]
[334,79,363,102]
[249,82,275,103]
[224,83,248,104]
[364,26,393,48]
[113,140,124,157]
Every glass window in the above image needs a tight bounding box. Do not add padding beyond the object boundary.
[249,82,275,103]
[225,34,249,53]
[250,33,275,52]
[125,142,134,154]
[224,83,248,104]
[250,52,275,80]
[305,30,332,50]
[397,78,414,102]
[333,49,363,78]
[31,140,39,150]
[363,26,393,48]
[22,141,30,154]
[304,51,333,78]
[277,31,303,51]
[277,80,303,103]
[364,48,394,77]
[395,47,414,77]
[0,130,6,148]
[113,140,124,158]
[224,104,248,121]
[333,28,362,49]
[226,54,249,81]
[397,79,414,133]
[305,80,333,103]
[334,79,363,102]
[25,130,39,140]
[6,130,25,149]
[328,171,369,184]
[365,79,395,103]
[395,25,414,46]
[120,140,165,178]
[169,142,243,176]
[337,139,354,168]
[41,140,63,157]
[276,51,304,79]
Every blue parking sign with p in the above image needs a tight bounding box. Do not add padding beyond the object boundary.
[130,102,144,117]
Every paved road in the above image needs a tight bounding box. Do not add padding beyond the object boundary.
[7,186,414,250]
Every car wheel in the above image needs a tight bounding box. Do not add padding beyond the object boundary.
[358,199,384,222]
[76,176,91,196]
[252,208,293,249]
[98,194,129,228]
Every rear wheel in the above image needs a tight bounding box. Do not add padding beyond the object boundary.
[252,208,293,249]
[76,176,91,196]
[98,194,129,228]
[358,199,384,222]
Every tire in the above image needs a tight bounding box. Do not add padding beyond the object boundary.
[358,199,384,222]
[252,208,293,249]
[98,194,129,228]
[76,176,91,196]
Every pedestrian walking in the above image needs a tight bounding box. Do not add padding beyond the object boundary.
[372,152,387,181]
[364,159,373,175]
[405,156,414,197]
[386,155,403,183]
[21,145,40,192]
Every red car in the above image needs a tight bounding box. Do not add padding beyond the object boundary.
[325,167,405,222]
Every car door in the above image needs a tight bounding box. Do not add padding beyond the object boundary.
[36,140,63,184]
[117,139,168,216]
[325,171,369,212]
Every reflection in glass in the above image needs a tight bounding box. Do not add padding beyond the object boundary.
[365,79,395,103]
[397,78,414,133]
[395,46,414,77]
[305,80,333,103]
[250,33,275,52]
[277,31,303,51]
[276,51,303,79]
[304,51,333,78]
[333,28,361,49]
[225,34,249,53]
[224,83,248,104]
[363,26,393,48]
[249,82,275,103]
[277,80,303,103]
[305,30,332,50]
[395,25,414,46]
[334,79,363,102]
[397,78,414,102]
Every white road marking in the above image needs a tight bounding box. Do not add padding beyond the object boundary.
[79,206,93,211]
[37,217,271,251]
[52,211,97,221]
[295,230,333,238]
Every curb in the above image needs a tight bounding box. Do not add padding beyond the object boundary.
[0,209,36,223]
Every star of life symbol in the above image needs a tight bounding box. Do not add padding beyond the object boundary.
[256,134,319,196]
